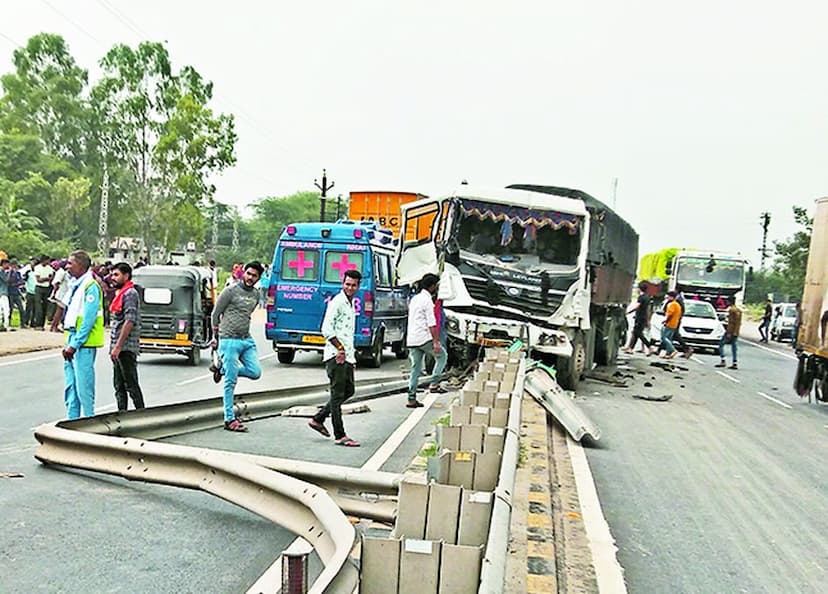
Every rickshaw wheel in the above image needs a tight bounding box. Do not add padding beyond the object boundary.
[188,347,201,366]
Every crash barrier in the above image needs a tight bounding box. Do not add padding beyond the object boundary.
[33,375,432,594]
[360,349,526,594]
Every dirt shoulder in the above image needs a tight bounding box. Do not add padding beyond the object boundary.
[0,328,64,356]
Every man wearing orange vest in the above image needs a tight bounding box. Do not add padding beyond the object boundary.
[57,250,104,419]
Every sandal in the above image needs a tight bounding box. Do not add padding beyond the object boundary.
[224,418,248,432]
[308,420,331,438]
[335,436,361,447]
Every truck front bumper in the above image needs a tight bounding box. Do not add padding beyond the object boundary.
[445,310,573,358]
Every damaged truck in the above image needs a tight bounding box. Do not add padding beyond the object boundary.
[394,184,639,389]
[794,196,828,402]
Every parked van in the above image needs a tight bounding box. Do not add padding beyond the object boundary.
[265,221,409,366]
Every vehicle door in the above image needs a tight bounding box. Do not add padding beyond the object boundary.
[320,244,370,346]
[272,242,325,344]
[371,249,406,344]
[395,197,456,286]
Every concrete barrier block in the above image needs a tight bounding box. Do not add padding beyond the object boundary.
[448,451,476,488]
[438,543,483,593]
[457,490,493,546]
[395,479,429,539]
[489,407,508,428]
[425,482,462,543]
[494,392,511,409]
[438,425,460,452]
[484,380,500,392]
[427,453,449,484]
[451,405,472,425]
[399,539,441,594]
[360,536,401,594]
[460,389,479,407]
[459,424,485,453]
[477,391,495,408]
[471,406,490,426]
[472,449,501,491]
[484,426,505,454]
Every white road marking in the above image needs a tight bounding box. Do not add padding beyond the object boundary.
[175,352,277,386]
[97,403,118,413]
[690,356,706,365]
[0,352,60,368]
[756,391,792,409]
[744,340,798,361]
[247,389,439,593]
[715,370,741,383]
[567,436,628,594]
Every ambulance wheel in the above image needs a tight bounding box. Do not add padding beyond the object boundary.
[366,331,384,368]
[277,349,295,364]
[187,347,201,366]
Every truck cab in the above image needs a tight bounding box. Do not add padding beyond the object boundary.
[265,221,409,367]
[395,185,638,389]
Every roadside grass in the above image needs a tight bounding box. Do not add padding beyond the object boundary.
[418,412,452,459]
[743,302,765,322]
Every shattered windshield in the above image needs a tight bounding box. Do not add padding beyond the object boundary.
[454,201,582,269]
[676,257,745,288]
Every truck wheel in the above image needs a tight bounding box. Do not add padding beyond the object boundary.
[187,347,201,366]
[794,356,812,397]
[392,335,408,359]
[277,349,295,364]
[556,332,586,391]
[595,316,620,366]
[366,331,384,368]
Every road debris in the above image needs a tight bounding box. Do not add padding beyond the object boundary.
[633,394,673,402]
[0,471,24,479]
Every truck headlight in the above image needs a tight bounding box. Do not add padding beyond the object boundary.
[446,317,460,333]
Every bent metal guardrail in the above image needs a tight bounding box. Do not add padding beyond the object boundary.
[33,376,421,594]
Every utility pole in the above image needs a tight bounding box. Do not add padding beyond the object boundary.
[97,164,110,257]
[611,177,619,210]
[314,168,334,222]
[211,209,219,257]
[232,216,239,252]
[759,211,771,270]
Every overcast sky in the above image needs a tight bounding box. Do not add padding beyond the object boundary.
[2,0,826,263]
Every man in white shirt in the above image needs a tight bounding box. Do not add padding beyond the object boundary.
[406,273,448,407]
[308,269,362,447]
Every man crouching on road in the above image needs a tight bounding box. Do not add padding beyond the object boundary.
[406,273,448,408]
[210,261,264,432]
[59,250,104,419]
[308,269,362,447]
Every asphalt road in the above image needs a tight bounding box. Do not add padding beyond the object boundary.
[578,337,828,594]
[0,310,446,593]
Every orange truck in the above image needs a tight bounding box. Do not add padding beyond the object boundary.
[348,191,430,241]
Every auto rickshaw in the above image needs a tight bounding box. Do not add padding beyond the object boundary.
[132,265,217,365]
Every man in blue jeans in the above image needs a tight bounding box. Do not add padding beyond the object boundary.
[210,261,264,432]
[715,295,741,370]
[406,273,448,407]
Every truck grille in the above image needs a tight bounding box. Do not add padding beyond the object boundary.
[463,277,562,319]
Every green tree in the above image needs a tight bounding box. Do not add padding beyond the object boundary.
[90,42,236,261]
[247,191,323,257]
[0,33,89,166]
[771,205,812,300]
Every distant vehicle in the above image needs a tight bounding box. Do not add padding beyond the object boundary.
[794,196,828,402]
[770,303,798,342]
[265,221,408,367]
[639,248,750,321]
[133,265,217,365]
[649,299,725,353]
[348,190,428,241]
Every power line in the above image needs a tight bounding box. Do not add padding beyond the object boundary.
[0,30,24,49]
[95,0,144,39]
[39,0,107,48]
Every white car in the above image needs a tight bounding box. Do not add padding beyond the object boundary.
[650,299,725,352]
[769,303,798,342]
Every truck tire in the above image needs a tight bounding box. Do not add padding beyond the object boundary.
[364,331,384,368]
[794,356,812,397]
[187,347,201,366]
[277,349,295,364]
[392,332,408,360]
[556,331,586,391]
[595,315,620,366]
